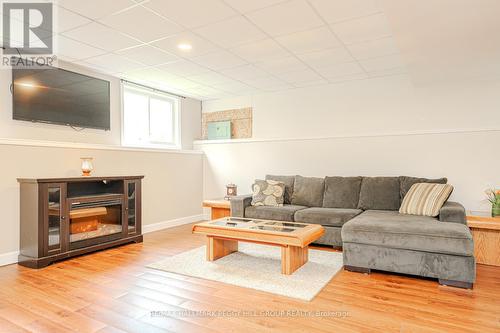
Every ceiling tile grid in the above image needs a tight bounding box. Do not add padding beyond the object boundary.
[50,0,406,100]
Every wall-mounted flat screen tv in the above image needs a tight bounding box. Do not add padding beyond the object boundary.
[12,64,111,130]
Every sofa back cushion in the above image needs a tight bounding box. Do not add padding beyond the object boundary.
[399,183,453,217]
[400,176,447,200]
[322,176,362,209]
[357,177,401,210]
[265,175,295,204]
[291,176,325,207]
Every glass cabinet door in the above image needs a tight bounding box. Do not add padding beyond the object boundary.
[126,181,138,234]
[47,184,65,254]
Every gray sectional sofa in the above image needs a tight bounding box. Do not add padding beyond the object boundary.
[230,175,475,288]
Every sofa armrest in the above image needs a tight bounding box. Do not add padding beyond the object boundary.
[439,201,466,224]
[230,194,252,217]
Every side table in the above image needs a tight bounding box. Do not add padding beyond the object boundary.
[467,211,500,266]
[203,199,231,220]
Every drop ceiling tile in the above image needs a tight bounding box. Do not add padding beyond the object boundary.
[346,37,400,60]
[246,0,323,36]
[99,6,183,43]
[54,6,91,33]
[55,35,107,60]
[367,66,407,77]
[328,72,368,83]
[74,60,110,74]
[317,61,365,79]
[57,0,137,20]
[156,60,211,77]
[331,13,392,44]
[151,32,218,58]
[255,56,308,74]
[187,71,234,85]
[230,39,289,62]
[292,79,328,88]
[62,22,141,51]
[85,54,144,73]
[191,50,247,70]
[155,77,200,92]
[116,45,178,66]
[123,67,183,84]
[194,16,266,48]
[275,68,323,83]
[220,64,269,80]
[308,0,382,23]
[243,75,287,88]
[260,83,294,92]
[195,86,227,96]
[167,78,200,89]
[359,54,405,72]
[212,80,254,93]
[275,27,341,55]
[298,47,354,69]
[143,0,238,29]
[224,0,288,13]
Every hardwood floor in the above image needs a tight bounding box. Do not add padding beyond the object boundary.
[0,223,499,333]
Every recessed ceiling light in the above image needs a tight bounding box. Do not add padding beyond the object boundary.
[177,43,192,51]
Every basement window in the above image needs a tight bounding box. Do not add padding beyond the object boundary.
[121,82,181,149]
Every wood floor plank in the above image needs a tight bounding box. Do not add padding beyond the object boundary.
[0,222,498,333]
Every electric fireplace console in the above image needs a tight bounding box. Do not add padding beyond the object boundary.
[17,176,144,268]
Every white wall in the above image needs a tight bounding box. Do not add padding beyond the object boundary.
[0,61,204,264]
[197,74,500,211]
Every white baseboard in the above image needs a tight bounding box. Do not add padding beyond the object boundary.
[0,251,19,267]
[143,214,206,234]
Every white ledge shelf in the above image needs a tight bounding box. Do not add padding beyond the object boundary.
[0,138,203,155]
[193,128,500,146]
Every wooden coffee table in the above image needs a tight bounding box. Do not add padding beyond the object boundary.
[192,217,324,275]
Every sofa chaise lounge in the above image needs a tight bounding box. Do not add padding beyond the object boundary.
[230,175,475,288]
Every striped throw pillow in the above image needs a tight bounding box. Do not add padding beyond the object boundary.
[399,183,453,217]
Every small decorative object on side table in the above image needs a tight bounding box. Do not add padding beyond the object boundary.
[203,199,231,220]
[485,188,500,217]
[467,211,500,266]
[225,183,237,200]
[81,157,94,176]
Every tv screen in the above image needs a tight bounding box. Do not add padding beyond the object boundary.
[12,65,110,130]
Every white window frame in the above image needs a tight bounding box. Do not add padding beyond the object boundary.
[121,82,181,150]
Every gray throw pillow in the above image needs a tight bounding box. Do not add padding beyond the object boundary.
[251,179,285,207]
[399,176,447,200]
[265,174,295,204]
[357,177,401,211]
[323,176,362,209]
[291,175,325,207]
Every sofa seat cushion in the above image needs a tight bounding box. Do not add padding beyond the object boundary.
[294,207,362,227]
[342,210,473,256]
[245,204,307,222]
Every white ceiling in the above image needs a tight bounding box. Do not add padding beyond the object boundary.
[35,0,407,100]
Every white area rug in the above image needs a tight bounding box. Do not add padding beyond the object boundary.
[147,243,343,301]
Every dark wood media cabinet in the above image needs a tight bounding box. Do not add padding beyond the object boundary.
[17,176,144,268]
